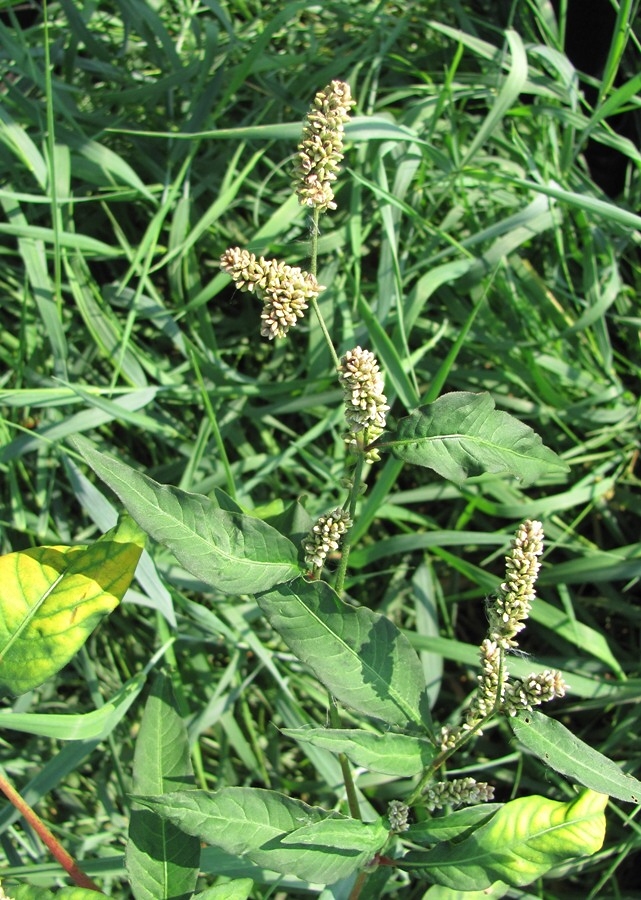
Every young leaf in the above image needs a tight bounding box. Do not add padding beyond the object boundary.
[258,577,430,729]
[126,672,200,900]
[511,709,641,803]
[400,789,607,890]
[407,804,503,843]
[72,436,301,594]
[0,513,144,695]
[135,787,388,885]
[281,815,387,850]
[379,392,568,486]
[282,726,436,777]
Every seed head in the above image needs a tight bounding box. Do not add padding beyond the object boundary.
[504,670,568,715]
[387,800,410,833]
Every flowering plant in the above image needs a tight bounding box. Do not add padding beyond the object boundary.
[3,79,636,900]
[71,81,630,898]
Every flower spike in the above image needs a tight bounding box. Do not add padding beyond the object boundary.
[220,247,324,340]
[338,346,389,460]
[294,80,356,213]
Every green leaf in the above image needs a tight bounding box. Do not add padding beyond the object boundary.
[0,668,148,739]
[282,726,436,777]
[510,710,641,803]
[281,815,387,850]
[72,436,301,594]
[193,881,254,900]
[126,673,200,900]
[422,885,509,900]
[380,392,568,486]
[258,578,429,729]
[400,790,607,889]
[0,513,144,694]
[407,805,503,843]
[10,888,104,899]
[135,787,389,885]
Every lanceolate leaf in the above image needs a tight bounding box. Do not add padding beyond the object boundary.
[126,672,200,900]
[400,790,607,890]
[136,787,389,885]
[407,805,503,843]
[72,436,302,594]
[282,726,436,777]
[379,392,568,486]
[0,668,148,739]
[511,709,641,803]
[258,578,430,729]
[0,513,144,695]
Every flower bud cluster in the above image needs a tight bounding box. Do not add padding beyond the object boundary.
[220,247,324,339]
[303,507,353,571]
[294,80,356,212]
[387,800,410,833]
[338,346,389,460]
[504,670,567,715]
[423,777,495,812]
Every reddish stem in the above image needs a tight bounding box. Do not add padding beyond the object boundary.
[0,771,104,893]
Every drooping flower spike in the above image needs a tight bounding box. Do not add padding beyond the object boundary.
[220,247,324,340]
[437,520,567,751]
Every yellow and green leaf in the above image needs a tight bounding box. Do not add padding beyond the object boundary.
[0,514,145,694]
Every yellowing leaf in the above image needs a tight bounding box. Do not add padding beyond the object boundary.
[401,789,607,890]
[0,514,145,694]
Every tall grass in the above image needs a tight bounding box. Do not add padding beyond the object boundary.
[1,0,640,895]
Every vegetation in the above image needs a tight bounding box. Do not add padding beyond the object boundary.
[1,0,640,897]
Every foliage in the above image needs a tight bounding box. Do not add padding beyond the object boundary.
[1,0,640,897]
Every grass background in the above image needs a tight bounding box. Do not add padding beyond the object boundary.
[1,0,640,896]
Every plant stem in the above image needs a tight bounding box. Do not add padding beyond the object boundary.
[190,346,237,501]
[406,714,491,806]
[348,870,369,899]
[308,207,340,368]
[329,699,361,820]
[334,452,365,596]
[0,770,104,892]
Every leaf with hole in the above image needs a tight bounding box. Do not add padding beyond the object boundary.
[511,709,641,803]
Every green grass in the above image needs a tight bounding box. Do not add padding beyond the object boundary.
[1,0,640,896]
